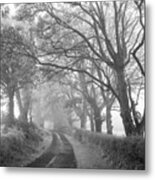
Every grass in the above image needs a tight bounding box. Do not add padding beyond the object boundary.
[73,128,145,170]
[0,122,44,167]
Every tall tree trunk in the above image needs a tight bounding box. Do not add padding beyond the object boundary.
[80,98,87,129]
[22,100,30,123]
[94,107,102,132]
[89,109,95,132]
[90,118,95,132]
[21,85,32,123]
[16,88,24,118]
[106,104,113,134]
[80,112,86,129]
[95,119,102,132]
[116,69,135,136]
[7,88,15,126]
[87,98,102,132]
[29,101,33,124]
[137,109,145,136]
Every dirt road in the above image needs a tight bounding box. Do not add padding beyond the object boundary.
[26,133,77,168]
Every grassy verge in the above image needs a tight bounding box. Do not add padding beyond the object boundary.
[0,122,44,167]
[73,128,145,170]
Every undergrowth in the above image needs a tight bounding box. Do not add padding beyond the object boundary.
[74,129,145,170]
[0,122,43,167]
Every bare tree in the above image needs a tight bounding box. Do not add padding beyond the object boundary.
[16,1,145,135]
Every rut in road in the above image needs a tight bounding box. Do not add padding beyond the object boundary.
[26,133,77,168]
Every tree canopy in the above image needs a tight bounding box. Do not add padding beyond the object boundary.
[0,1,145,136]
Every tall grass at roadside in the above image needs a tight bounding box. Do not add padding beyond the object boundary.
[74,128,145,170]
[0,123,43,167]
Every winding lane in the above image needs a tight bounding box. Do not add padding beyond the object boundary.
[26,132,77,168]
